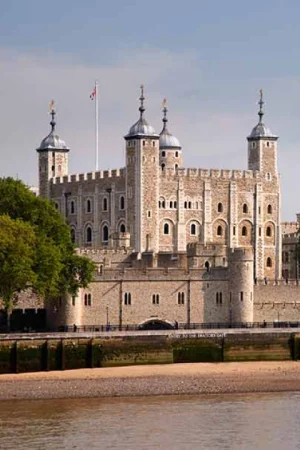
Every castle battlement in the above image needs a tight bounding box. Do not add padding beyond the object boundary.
[51,167,126,185]
[162,167,259,180]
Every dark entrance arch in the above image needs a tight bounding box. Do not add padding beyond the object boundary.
[138,319,175,330]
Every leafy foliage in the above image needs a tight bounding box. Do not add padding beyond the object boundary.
[0,178,95,313]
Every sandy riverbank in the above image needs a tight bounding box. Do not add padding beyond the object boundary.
[0,361,300,400]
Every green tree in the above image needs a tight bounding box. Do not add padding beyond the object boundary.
[0,215,37,329]
[0,177,95,329]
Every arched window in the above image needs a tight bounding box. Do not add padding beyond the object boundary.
[87,199,91,213]
[266,257,272,267]
[162,200,165,208]
[175,151,178,157]
[267,204,272,214]
[70,201,75,214]
[120,196,125,210]
[242,226,247,237]
[71,228,76,243]
[184,201,187,209]
[86,226,92,243]
[217,225,223,236]
[103,197,108,211]
[188,202,192,209]
[266,226,272,237]
[103,225,109,242]
[218,203,223,213]
[170,201,173,208]
[205,261,210,271]
[161,163,165,171]
[120,223,126,233]
[162,151,166,157]
[164,223,169,235]
[174,201,177,208]
[190,223,196,235]
[175,164,178,170]
[243,203,248,213]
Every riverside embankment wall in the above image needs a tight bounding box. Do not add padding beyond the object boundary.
[0,330,300,374]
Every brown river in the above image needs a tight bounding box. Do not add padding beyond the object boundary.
[0,393,299,449]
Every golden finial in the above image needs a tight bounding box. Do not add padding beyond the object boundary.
[162,98,167,108]
[49,99,55,113]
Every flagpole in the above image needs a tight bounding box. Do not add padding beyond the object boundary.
[95,80,99,171]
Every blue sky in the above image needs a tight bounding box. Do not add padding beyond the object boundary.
[0,0,299,219]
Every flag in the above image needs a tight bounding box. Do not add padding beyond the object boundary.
[90,86,97,100]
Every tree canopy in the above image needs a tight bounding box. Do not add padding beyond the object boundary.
[0,177,95,317]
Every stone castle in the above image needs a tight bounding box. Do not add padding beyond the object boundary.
[32,87,300,330]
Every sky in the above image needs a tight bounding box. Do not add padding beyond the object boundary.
[0,0,299,220]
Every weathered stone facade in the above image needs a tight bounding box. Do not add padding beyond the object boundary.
[33,89,294,329]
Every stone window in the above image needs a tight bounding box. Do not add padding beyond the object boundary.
[266,141,270,147]
[147,210,151,218]
[72,296,76,306]
[242,226,247,237]
[86,226,92,244]
[267,204,272,214]
[161,163,165,171]
[86,199,92,213]
[143,140,145,146]
[217,202,223,213]
[159,198,165,209]
[174,201,177,208]
[120,196,125,210]
[205,261,210,271]
[252,142,256,149]
[152,141,155,147]
[152,294,160,305]
[175,151,179,157]
[184,201,187,209]
[188,202,192,209]
[266,172,272,181]
[84,293,92,306]
[259,227,262,237]
[243,203,248,213]
[216,292,223,305]
[71,228,76,243]
[103,225,109,242]
[120,223,126,233]
[217,225,223,236]
[70,200,75,214]
[175,164,178,170]
[124,293,131,306]
[162,151,166,157]
[164,223,170,235]
[103,197,108,211]
[266,257,272,268]
[258,206,261,214]
[190,223,196,235]
[240,291,244,302]
[170,201,173,208]
[178,292,184,305]
[266,226,272,237]
[233,226,236,236]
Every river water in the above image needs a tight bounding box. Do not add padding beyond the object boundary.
[0,393,300,449]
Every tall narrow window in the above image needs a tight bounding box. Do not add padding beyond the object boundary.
[216,292,219,304]
[240,291,244,301]
[190,223,196,236]
[103,225,109,242]
[103,197,108,211]
[87,294,92,306]
[164,223,169,235]
[87,199,91,213]
[266,257,272,267]
[120,223,126,233]
[243,203,248,213]
[188,202,192,209]
[217,225,223,236]
[124,293,131,306]
[120,196,125,210]
[70,201,75,214]
[266,226,272,237]
[178,292,184,305]
[71,228,76,243]
[152,294,160,305]
[218,202,223,213]
[267,204,272,214]
[86,226,92,243]
[242,226,247,237]
[161,163,165,171]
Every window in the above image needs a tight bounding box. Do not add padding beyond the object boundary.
[152,294,160,305]
[152,141,155,147]
[164,223,170,235]
[70,201,75,214]
[216,292,219,304]
[258,206,261,214]
[259,227,262,237]
[143,140,145,146]
[103,225,109,242]
[242,226,247,237]
[266,226,272,237]
[266,257,272,268]
[170,201,173,208]
[216,292,222,305]
[184,201,187,209]
[205,261,210,271]
[124,293,131,306]
[86,226,92,243]
[87,199,91,213]
[120,223,126,233]
[267,204,272,214]
[217,225,223,236]
[103,197,108,211]
[252,142,256,149]
[233,226,236,236]
[120,196,125,210]
[148,210,151,218]
[161,163,165,171]
[218,203,223,213]
[162,151,166,157]
[175,164,178,170]
[190,223,196,235]
[240,291,244,302]
[266,141,270,147]
[188,202,192,209]
[243,203,248,213]
[84,293,92,306]
[178,292,184,305]
[72,296,76,306]
[174,201,177,208]
[71,228,76,243]
[175,151,178,157]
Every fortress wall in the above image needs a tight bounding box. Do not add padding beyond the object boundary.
[254,284,300,322]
